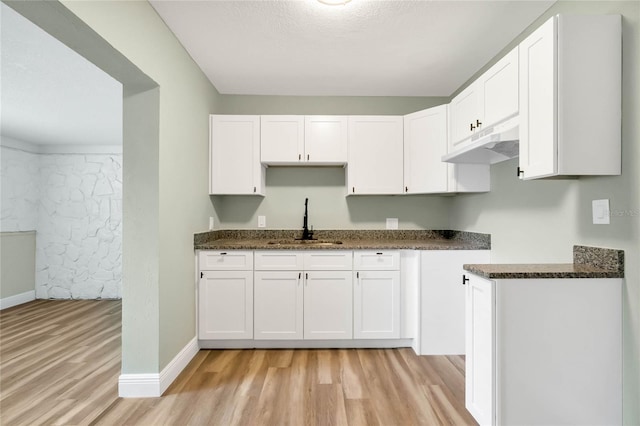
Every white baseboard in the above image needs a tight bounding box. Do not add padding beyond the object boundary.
[118,336,199,398]
[0,290,35,310]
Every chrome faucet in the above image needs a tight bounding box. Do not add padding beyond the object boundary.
[300,198,315,240]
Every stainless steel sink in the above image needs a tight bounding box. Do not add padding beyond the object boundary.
[266,240,343,246]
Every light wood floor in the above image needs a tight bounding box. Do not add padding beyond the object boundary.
[1,300,477,426]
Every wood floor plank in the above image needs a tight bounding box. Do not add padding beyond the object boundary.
[1,300,477,426]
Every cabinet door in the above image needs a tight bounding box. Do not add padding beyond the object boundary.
[304,271,353,340]
[519,17,557,179]
[347,116,403,195]
[479,47,519,130]
[210,115,263,195]
[254,271,303,339]
[465,274,495,426]
[198,271,253,340]
[304,116,348,164]
[420,251,490,355]
[353,270,400,339]
[403,105,449,194]
[449,83,480,151]
[260,115,304,164]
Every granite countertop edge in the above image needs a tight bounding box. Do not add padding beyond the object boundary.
[463,245,625,279]
[194,229,491,251]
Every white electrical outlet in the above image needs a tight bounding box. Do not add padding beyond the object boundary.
[386,218,399,230]
[258,215,266,228]
[208,217,214,230]
[592,199,610,225]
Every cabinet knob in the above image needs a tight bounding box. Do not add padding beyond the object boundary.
[462,274,469,285]
[476,119,482,128]
[470,123,476,131]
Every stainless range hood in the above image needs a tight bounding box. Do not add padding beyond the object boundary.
[442,116,519,164]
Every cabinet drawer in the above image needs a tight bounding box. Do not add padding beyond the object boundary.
[254,251,304,270]
[353,251,400,270]
[303,251,352,270]
[199,251,253,271]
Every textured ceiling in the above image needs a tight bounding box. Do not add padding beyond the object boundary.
[150,0,555,96]
[1,3,122,147]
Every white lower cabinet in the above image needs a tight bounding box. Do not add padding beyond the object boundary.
[254,251,353,340]
[353,251,401,339]
[198,251,254,340]
[304,271,353,339]
[254,270,304,339]
[465,273,622,426]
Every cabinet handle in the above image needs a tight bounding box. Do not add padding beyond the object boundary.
[405,186,408,193]
[299,154,301,160]
[220,252,227,255]
[253,186,256,193]
[376,252,383,255]
[462,274,469,285]
[200,272,204,279]
[517,167,525,178]
[476,119,482,128]
[307,154,310,161]
[470,123,476,131]
[357,271,360,279]
[352,187,355,193]
[298,272,301,279]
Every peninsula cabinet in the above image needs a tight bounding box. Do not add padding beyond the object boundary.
[404,105,490,194]
[260,115,348,165]
[465,274,622,425]
[347,116,404,195]
[197,251,254,340]
[449,47,519,153]
[518,14,621,180]
[209,115,265,195]
[353,251,401,339]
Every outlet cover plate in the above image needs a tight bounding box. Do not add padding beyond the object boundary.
[386,218,399,230]
[258,215,266,228]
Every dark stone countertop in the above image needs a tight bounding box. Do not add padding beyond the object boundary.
[464,245,624,279]
[194,229,491,251]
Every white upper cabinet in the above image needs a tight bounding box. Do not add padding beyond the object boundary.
[260,115,304,164]
[347,116,404,195]
[260,115,348,165]
[304,116,348,164]
[404,105,489,194]
[450,83,482,151]
[449,47,519,153]
[404,105,449,194]
[209,115,265,195]
[518,15,621,180]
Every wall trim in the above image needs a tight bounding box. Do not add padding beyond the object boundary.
[0,290,36,310]
[118,336,199,398]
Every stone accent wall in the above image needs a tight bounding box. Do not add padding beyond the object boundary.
[36,154,122,299]
[1,145,122,299]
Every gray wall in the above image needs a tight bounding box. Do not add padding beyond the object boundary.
[215,95,450,230]
[449,2,640,423]
[0,231,35,300]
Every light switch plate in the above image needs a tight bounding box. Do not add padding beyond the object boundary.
[386,218,399,230]
[592,199,610,225]
[258,215,266,228]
